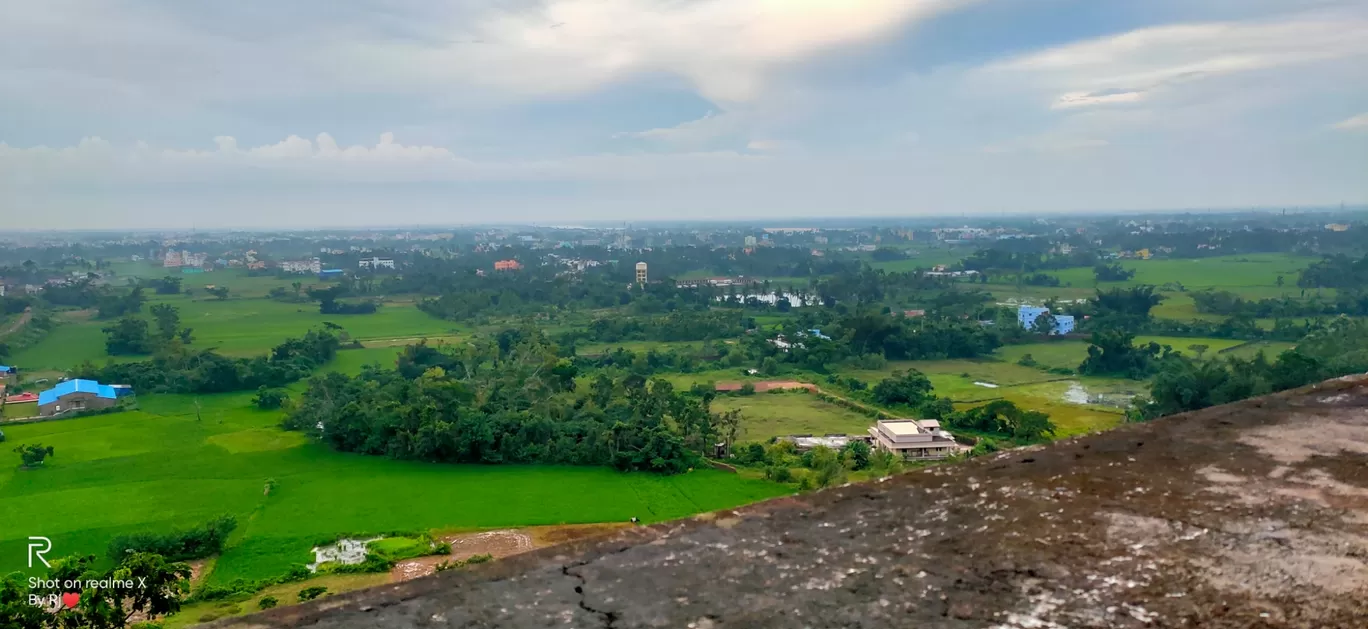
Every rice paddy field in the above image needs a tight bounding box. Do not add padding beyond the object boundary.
[0,390,790,585]
[713,391,876,441]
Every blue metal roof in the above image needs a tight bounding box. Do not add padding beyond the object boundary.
[37,379,118,406]
[0,365,12,373]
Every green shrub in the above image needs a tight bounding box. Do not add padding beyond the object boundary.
[434,541,453,555]
[297,586,328,602]
[258,596,279,610]
[764,465,792,483]
[465,553,492,565]
[108,515,237,562]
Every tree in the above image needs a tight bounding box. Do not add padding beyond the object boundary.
[150,276,183,295]
[840,440,871,470]
[252,386,289,410]
[298,586,328,601]
[1187,344,1209,360]
[1,552,191,629]
[1093,262,1136,282]
[1078,328,1163,379]
[150,303,183,342]
[208,286,230,300]
[14,443,54,467]
[1012,410,1056,441]
[871,370,933,406]
[102,316,153,355]
[1032,310,1059,335]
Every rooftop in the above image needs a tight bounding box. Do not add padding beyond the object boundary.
[215,374,1368,629]
[878,419,925,436]
[36,379,117,406]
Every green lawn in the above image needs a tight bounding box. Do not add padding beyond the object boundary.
[0,392,789,586]
[714,391,875,442]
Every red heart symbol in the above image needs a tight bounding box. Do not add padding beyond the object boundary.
[61,592,80,609]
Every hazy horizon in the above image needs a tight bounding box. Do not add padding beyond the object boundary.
[3,0,1366,229]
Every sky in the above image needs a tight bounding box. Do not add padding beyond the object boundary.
[1,0,1366,229]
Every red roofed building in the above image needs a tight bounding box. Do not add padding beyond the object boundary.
[494,260,523,271]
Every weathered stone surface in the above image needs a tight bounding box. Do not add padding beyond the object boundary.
[214,375,1368,628]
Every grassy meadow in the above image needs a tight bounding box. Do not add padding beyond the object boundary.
[0,391,790,586]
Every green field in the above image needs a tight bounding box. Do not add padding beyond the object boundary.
[996,336,1255,371]
[0,392,789,585]
[9,295,461,371]
[714,391,875,441]
[834,359,1132,437]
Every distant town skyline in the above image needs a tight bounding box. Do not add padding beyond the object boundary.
[2,0,1366,229]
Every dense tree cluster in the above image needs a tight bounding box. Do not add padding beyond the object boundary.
[945,400,1056,442]
[1078,328,1170,379]
[284,336,732,474]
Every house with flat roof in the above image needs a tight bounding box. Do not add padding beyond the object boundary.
[37,379,126,417]
[868,419,966,460]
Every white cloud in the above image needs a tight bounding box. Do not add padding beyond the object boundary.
[1333,112,1368,131]
[986,15,1368,111]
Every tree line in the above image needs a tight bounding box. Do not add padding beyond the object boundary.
[76,328,340,394]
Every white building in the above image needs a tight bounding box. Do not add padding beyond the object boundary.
[280,258,322,274]
[358,257,396,270]
[868,419,966,460]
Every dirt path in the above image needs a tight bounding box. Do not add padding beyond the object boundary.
[390,524,631,583]
[0,307,32,338]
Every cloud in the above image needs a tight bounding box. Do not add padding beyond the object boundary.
[1053,89,1146,110]
[1333,112,1368,131]
[986,15,1368,111]
[0,133,765,185]
[0,0,976,111]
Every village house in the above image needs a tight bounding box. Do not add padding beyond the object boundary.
[37,379,131,417]
[867,419,966,460]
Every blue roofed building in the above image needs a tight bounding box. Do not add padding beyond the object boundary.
[1017,305,1075,335]
[0,365,15,383]
[37,379,124,417]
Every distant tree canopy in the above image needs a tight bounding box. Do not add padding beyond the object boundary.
[1090,286,1163,328]
[562,311,755,344]
[143,276,184,295]
[1298,253,1368,289]
[1191,289,1368,318]
[1135,318,1368,420]
[96,287,147,319]
[78,329,340,394]
[308,285,380,315]
[1093,262,1136,282]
